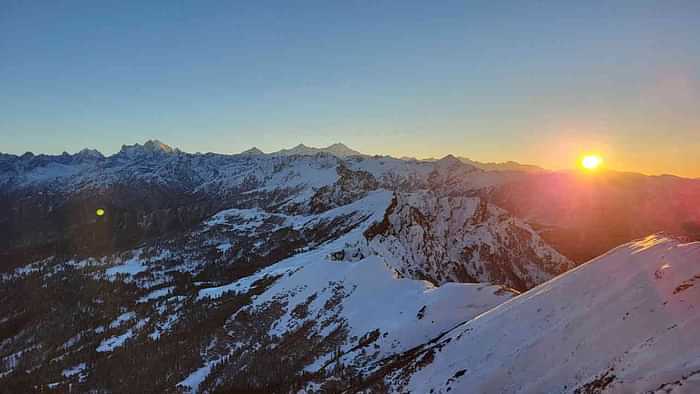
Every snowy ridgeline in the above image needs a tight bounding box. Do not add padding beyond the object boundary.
[0,140,509,199]
[386,235,700,394]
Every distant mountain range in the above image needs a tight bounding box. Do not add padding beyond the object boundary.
[3,140,544,172]
[237,142,364,157]
[2,139,699,261]
[423,155,545,173]
[239,142,546,172]
[1,139,699,393]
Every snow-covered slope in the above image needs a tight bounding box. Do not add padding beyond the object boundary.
[380,235,700,393]
[0,189,519,393]
[182,191,516,392]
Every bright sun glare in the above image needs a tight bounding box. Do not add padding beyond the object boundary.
[581,155,603,170]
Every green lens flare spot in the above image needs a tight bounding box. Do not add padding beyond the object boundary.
[96,208,105,216]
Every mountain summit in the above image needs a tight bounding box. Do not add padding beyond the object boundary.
[118,139,179,156]
[272,142,363,157]
[239,147,265,155]
[323,143,363,157]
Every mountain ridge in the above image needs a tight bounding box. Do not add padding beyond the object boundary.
[268,142,364,157]
[3,140,698,180]
[1,138,699,392]
[376,234,700,393]
[1,140,698,267]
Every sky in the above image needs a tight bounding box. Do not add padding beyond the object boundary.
[1,1,699,177]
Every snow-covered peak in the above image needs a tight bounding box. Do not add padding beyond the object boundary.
[143,139,176,153]
[324,142,363,157]
[272,142,363,157]
[118,140,179,157]
[272,143,313,156]
[360,192,573,290]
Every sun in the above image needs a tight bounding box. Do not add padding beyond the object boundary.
[581,155,603,170]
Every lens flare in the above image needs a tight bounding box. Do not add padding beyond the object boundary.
[581,155,602,170]
[96,208,105,216]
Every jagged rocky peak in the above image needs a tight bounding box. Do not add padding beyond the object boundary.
[432,154,479,173]
[142,139,177,153]
[360,191,573,290]
[75,148,104,160]
[425,154,481,189]
[274,143,314,156]
[240,147,265,155]
[435,154,466,168]
[119,139,179,156]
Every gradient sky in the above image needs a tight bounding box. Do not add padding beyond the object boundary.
[2,1,699,177]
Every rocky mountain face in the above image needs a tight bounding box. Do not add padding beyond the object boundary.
[359,192,573,291]
[1,140,699,393]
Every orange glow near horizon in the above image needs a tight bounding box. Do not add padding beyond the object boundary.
[581,155,603,171]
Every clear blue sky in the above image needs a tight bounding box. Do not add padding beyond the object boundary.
[2,1,699,176]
